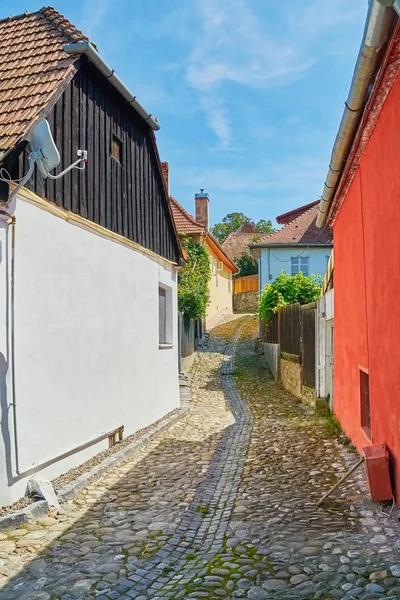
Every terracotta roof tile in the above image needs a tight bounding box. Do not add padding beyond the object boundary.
[222,231,257,259]
[169,196,204,235]
[276,200,319,224]
[253,204,332,246]
[169,195,238,272]
[0,7,87,157]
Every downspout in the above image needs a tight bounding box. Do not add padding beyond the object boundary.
[316,0,396,228]
[0,210,18,474]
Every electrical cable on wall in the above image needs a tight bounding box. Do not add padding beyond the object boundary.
[269,225,329,263]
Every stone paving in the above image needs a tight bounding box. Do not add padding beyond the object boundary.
[1,315,400,600]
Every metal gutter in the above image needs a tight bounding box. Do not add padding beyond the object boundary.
[63,41,160,131]
[316,0,396,228]
[249,242,333,249]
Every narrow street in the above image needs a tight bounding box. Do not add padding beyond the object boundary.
[1,316,400,600]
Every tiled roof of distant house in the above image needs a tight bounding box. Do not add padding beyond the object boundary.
[222,221,258,260]
[251,204,332,247]
[169,196,238,272]
[276,200,319,224]
[169,196,205,235]
[0,7,87,157]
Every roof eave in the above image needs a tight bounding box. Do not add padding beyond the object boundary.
[63,41,160,131]
[206,233,239,273]
[249,242,333,249]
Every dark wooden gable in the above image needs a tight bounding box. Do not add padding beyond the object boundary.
[21,60,181,264]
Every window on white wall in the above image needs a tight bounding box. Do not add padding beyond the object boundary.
[291,256,309,277]
[159,285,173,347]
[228,278,231,293]
[159,287,167,344]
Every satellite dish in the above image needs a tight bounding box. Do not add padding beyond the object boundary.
[28,119,61,178]
[1,118,87,202]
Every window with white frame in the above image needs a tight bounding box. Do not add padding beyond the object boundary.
[159,285,172,346]
[291,256,309,277]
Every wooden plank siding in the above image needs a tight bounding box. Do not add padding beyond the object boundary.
[301,303,317,388]
[18,61,180,264]
[233,274,258,295]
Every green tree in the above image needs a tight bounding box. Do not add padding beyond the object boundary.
[178,239,211,321]
[210,212,248,243]
[211,213,275,244]
[236,253,258,277]
[255,219,274,235]
[259,271,321,322]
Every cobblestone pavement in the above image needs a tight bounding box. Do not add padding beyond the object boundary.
[1,315,400,600]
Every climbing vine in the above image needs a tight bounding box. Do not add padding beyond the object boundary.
[178,238,211,321]
[259,271,321,321]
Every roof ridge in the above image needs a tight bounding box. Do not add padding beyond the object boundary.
[40,6,88,43]
[257,204,321,244]
[276,200,319,222]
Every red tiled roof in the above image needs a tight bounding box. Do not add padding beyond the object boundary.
[0,7,87,157]
[169,196,238,272]
[222,231,257,260]
[169,196,204,235]
[252,204,332,246]
[276,200,319,224]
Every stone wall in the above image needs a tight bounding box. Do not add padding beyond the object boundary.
[264,343,280,380]
[233,291,258,314]
[280,354,316,407]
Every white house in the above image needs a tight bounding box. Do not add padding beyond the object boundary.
[250,202,333,293]
[0,8,183,505]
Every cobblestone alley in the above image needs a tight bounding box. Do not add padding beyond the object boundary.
[1,315,400,600]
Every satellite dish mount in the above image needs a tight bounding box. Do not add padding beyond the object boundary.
[1,119,87,202]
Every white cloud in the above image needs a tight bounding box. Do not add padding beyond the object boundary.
[178,154,326,198]
[187,0,310,92]
[200,98,232,149]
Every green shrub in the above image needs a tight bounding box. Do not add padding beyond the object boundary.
[178,239,211,321]
[259,271,321,321]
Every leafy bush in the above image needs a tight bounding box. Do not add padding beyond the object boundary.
[178,239,211,321]
[259,271,321,321]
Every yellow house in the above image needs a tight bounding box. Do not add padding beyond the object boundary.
[161,163,238,330]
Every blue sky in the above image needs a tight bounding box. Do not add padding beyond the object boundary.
[5,1,367,226]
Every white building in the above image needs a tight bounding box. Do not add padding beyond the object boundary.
[250,202,333,294]
[0,8,183,506]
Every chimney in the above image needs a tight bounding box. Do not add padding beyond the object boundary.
[160,161,170,195]
[195,189,209,229]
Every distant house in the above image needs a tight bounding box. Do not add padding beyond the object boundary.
[161,163,238,329]
[0,8,183,505]
[315,1,400,501]
[250,202,332,293]
[222,221,258,262]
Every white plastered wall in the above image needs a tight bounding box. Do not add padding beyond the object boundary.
[0,197,180,505]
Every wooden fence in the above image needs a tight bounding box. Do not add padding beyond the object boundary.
[262,311,279,343]
[262,301,317,390]
[233,274,258,295]
[178,313,202,371]
[301,303,316,388]
[279,303,301,356]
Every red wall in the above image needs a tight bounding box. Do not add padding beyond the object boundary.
[334,77,400,501]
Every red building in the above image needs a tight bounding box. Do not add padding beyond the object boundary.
[316,1,400,501]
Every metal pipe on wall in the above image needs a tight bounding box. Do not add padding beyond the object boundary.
[0,209,18,474]
[316,0,396,228]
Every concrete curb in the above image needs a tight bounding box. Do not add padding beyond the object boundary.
[0,404,189,531]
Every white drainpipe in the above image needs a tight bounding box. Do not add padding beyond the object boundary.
[316,0,397,228]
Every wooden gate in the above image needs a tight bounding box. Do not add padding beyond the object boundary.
[301,302,316,388]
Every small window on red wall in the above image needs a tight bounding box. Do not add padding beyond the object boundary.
[360,368,371,439]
